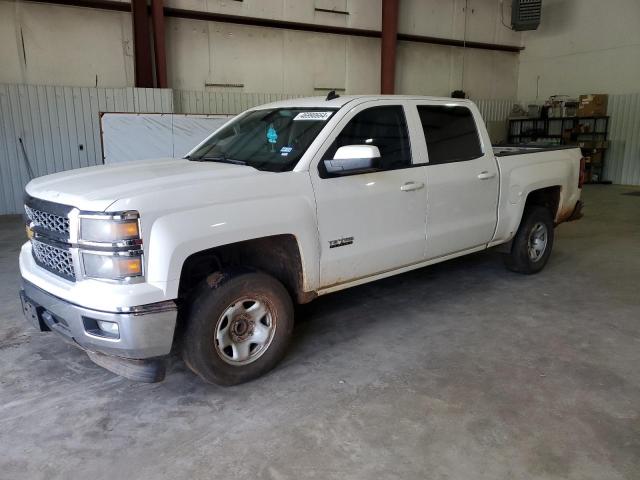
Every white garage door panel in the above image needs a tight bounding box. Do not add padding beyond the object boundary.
[101,113,232,165]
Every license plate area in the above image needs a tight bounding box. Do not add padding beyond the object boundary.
[19,290,47,331]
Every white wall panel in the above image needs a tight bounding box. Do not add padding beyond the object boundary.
[398,0,521,46]
[396,42,457,97]
[2,0,522,102]
[396,44,518,99]
[0,1,134,88]
[345,36,381,95]
[517,0,640,100]
[101,113,232,164]
[173,90,303,114]
[164,0,381,30]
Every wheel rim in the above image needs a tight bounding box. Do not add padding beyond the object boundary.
[214,297,276,366]
[528,222,548,262]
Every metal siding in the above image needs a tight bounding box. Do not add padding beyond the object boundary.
[473,98,515,123]
[6,86,27,213]
[605,93,640,186]
[0,85,17,214]
[0,84,174,214]
[3,87,574,215]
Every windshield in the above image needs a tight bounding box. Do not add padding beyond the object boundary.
[187,108,337,172]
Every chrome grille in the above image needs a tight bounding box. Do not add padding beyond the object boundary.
[31,239,75,280]
[25,205,70,237]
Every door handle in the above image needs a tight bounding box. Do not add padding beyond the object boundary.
[401,181,424,192]
[477,171,496,180]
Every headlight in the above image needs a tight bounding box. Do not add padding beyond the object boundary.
[80,215,140,244]
[82,252,143,280]
[77,211,143,282]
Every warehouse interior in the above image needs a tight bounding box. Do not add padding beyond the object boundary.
[1,0,639,478]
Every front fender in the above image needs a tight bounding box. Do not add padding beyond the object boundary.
[144,196,320,298]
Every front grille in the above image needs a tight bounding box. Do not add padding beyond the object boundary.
[25,205,70,238]
[31,239,75,281]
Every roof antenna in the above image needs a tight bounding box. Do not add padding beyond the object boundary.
[326,90,340,101]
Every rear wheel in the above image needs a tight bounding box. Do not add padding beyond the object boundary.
[183,270,294,385]
[504,206,554,274]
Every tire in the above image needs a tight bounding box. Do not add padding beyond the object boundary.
[182,270,294,385]
[503,206,555,274]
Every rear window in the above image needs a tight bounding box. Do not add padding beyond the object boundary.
[417,105,483,164]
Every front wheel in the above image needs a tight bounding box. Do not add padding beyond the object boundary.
[503,206,555,274]
[182,270,294,385]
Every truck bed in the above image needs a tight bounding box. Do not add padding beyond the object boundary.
[490,144,583,246]
[493,145,578,157]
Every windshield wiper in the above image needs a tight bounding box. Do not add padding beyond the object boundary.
[193,154,247,166]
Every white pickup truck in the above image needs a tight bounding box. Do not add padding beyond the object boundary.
[19,95,584,385]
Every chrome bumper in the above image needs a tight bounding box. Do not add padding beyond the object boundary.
[20,280,177,360]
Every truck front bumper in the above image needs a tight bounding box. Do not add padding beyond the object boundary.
[20,280,178,382]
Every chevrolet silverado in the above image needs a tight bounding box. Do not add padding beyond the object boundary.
[19,95,584,385]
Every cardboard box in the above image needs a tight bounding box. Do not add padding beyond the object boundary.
[590,151,604,165]
[578,94,608,117]
[578,140,609,149]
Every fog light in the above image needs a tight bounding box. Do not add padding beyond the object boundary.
[97,320,119,337]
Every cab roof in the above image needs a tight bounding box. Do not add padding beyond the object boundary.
[255,95,473,110]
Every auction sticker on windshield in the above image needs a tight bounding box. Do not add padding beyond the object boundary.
[293,111,333,121]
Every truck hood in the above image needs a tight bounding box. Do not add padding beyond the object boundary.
[25,158,264,211]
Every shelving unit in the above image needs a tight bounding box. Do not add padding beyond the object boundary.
[507,116,610,183]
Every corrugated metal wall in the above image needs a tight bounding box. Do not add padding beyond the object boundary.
[0,84,519,215]
[3,83,638,215]
[474,98,516,123]
[604,93,640,186]
[0,84,173,215]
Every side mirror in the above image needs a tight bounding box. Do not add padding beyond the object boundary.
[323,145,382,175]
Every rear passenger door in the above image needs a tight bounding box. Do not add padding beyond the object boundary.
[412,102,499,259]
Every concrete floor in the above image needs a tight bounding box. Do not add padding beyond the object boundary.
[1,185,639,480]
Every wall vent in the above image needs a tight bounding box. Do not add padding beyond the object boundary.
[511,0,542,31]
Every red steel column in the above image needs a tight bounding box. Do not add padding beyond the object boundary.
[380,0,399,94]
[131,0,154,88]
[151,0,168,88]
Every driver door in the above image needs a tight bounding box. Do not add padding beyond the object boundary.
[310,101,428,288]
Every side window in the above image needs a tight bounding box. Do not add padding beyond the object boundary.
[322,106,411,174]
[417,105,482,164]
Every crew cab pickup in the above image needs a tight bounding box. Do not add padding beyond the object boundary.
[19,95,584,384]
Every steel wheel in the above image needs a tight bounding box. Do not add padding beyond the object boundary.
[528,222,548,262]
[214,298,276,366]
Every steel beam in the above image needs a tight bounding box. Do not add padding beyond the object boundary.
[151,0,167,88]
[380,0,399,94]
[131,0,154,88]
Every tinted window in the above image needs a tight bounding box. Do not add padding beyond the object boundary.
[417,105,482,164]
[324,106,411,172]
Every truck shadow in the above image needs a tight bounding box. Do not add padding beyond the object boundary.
[285,248,513,362]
